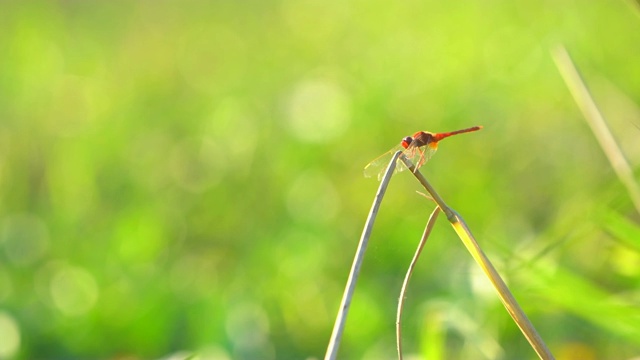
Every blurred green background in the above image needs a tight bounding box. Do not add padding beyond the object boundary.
[1,0,640,359]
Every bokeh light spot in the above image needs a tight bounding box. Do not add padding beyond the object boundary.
[191,346,232,360]
[611,244,640,277]
[0,214,49,267]
[470,260,502,304]
[0,312,20,358]
[50,265,99,317]
[286,78,350,143]
[225,303,273,359]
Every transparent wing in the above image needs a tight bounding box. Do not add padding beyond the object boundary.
[411,143,438,172]
[363,142,439,181]
[363,144,405,180]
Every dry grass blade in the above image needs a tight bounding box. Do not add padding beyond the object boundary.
[324,151,403,360]
[396,206,440,360]
[552,45,640,215]
[400,154,555,360]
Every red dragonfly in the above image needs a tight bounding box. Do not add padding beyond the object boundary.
[364,126,483,180]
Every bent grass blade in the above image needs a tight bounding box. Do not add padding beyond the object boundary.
[400,155,555,360]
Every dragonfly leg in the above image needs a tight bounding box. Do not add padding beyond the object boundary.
[413,148,426,173]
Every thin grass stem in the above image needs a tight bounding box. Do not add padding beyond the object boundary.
[324,151,403,360]
[396,206,440,360]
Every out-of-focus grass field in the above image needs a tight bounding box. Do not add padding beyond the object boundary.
[1,1,639,359]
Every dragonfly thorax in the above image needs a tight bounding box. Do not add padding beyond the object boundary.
[405,131,434,148]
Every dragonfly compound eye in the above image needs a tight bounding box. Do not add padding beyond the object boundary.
[401,136,413,149]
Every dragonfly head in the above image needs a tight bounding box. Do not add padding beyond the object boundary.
[401,136,413,149]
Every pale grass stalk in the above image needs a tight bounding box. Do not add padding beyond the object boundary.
[324,151,403,360]
[552,45,640,215]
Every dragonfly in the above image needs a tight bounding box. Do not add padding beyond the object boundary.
[363,126,483,180]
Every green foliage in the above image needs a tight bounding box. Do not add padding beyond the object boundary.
[0,0,639,359]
